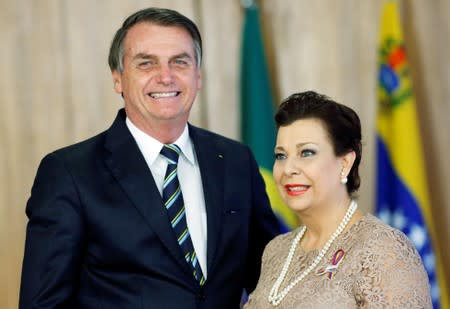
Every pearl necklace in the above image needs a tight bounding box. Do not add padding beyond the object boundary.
[268,200,358,306]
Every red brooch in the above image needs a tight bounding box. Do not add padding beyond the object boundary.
[316,249,345,279]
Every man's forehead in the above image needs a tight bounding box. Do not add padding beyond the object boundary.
[129,52,193,61]
[124,22,193,45]
[123,24,195,57]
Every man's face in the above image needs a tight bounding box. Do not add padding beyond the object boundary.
[112,22,201,133]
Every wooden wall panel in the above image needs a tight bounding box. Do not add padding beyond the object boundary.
[1,1,449,307]
[0,1,19,306]
[404,0,450,288]
[264,0,381,215]
[199,1,243,138]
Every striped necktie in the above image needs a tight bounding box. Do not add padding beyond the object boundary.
[160,144,205,285]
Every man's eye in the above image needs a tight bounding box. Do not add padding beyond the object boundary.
[274,153,286,160]
[301,149,316,157]
[173,59,189,66]
[138,61,153,68]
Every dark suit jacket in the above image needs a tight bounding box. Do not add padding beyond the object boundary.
[20,109,280,308]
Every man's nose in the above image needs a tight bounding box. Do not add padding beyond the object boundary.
[155,64,174,84]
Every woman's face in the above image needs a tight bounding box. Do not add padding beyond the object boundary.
[273,118,352,214]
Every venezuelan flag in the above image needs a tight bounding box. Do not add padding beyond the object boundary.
[240,1,298,231]
[375,2,448,308]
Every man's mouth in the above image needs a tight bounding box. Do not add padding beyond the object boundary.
[149,91,180,99]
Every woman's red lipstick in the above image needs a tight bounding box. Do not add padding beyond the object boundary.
[284,184,309,196]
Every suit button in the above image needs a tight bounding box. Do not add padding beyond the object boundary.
[198,291,206,301]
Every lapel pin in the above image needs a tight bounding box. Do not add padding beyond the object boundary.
[316,249,345,279]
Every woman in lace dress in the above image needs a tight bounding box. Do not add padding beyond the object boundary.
[244,91,431,308]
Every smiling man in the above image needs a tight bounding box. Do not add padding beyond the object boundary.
[112,21,201,141]
[19,7,280,309]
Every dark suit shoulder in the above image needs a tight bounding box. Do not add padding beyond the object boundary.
[49,109,130,164]
[188,124,250,151]
[52,131,106,157]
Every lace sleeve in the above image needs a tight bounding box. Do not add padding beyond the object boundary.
[355,228,432,308]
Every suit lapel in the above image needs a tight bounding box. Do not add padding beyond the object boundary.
[103,110,193,276]
[189,125,224,274]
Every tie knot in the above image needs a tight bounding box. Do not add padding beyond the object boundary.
[160,144,181,164]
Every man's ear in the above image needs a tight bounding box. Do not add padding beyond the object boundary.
[111,70,122,94]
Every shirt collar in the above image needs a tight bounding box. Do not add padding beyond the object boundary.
[126,117,195,165]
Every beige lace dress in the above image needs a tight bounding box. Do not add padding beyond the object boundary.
[244,214,432,308]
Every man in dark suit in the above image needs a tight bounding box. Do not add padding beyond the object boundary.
[19,7,280,309]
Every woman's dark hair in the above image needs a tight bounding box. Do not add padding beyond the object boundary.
[108,7,202,73]
[275,91,362,195]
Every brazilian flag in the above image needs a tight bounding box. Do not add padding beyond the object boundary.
[240,1,297,231]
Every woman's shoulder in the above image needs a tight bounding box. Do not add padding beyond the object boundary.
[352,213,421,259]
[268,228,298,246]
[358,213,411,240]
[262,229,300,257]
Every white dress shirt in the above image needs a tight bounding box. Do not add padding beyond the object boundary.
[126,118,208,277]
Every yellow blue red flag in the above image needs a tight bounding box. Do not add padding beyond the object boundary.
[240,1,298,231]
[375,2,448,308]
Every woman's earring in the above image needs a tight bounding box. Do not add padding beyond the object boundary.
[340,171,348,184]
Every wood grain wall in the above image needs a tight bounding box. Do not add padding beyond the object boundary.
[1,1,448,307]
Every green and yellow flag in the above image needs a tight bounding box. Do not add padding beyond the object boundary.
[375,2,448,307]
[240,1,297,231]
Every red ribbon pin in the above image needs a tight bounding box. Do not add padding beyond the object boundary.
[316,249,345,279]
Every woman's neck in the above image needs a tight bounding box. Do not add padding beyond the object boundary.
[298,198,358,252]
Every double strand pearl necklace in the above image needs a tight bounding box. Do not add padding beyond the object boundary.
[268,200,358,306]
